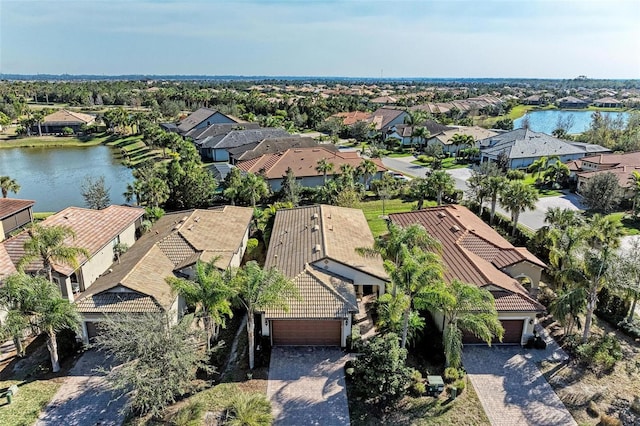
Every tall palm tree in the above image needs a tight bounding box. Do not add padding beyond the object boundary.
[485,175,507,225]
[222,167,244,206]
[419,279,503,368]
[427,170,456,205]
[232,261,298,370]
[543,161,570,187]
[142,176,170,208]
[32,110,45,137]
[448,133,474,158]
[240,173,269,208]
[527,156,548,180]
[499,181,539,236]
[358,159,378,189]
[166,259,235,351]
[0,175,21,198]
[18,224,89,284]
[412,126,431,150]
[629,171,640,215]
[0,273,34,357]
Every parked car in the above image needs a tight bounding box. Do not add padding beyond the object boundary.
[387,171,410,181]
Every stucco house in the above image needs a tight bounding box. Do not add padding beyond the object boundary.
[556,96,589,109]
[74,206,253,344]
[260,205,389,347]
[385,120,453,148]
[425,126,498,155]
[228,136,328,164]
[177,107,241,135]
[390,205,546,345]
[236,147,386,191]
[593,97,622,108]
[0,198,35,241]
[478,129,610,169]
[1,205,144,301]
[370,108,408,134]
[567,152,640,196]
[197,128,291,162]
[36,109,95,134]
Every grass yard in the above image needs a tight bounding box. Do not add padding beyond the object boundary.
[358,198,436,237]
[0,134,109,148]
[0,379,63,426]
[606,212,640,236]
[411,157,469,170]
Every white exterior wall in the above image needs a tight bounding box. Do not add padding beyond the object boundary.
[341,315,352,347]
[230,225,250,268]
[312,259,386,295]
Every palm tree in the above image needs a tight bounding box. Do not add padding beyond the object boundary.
[386,246,443,348]
[499,181,539,236]
[240,173,269,208]
[142,176,170,208]
[609,238,640,322]
[485,175,507,225]
[0,273,34,357]
[543,161,570,187]
[166,259,235,351]
[32,110,45,137]
[629,171,640,215]
[427,170,456,205]
[222,167,244,206]
[420,279,503,368]
[18,224,89,284]
[0,175,21,198]
[412,126,431,151]
[527,156,548,180]
[449,133,474,158]
[358,159,378,189]
[233,261,298,369]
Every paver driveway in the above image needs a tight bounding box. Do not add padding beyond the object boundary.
[463,328,576,426]
[268,347,350,426]
[36,350,126,426]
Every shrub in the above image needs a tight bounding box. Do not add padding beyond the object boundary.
[618,319,640,339]
[412,381,426,396]
[506,169,526,180]
[575,334,623,371]
[61,126,74,135]
[225,392,273,426]
[453,378,466,395]
[598,413,622,426]
[348,325,362,352]
[444,367,460,383]
[172,401,204,426]
[144,206,165,222]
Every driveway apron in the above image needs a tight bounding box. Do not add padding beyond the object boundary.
[268,347,350,426]
[36,350,126,426]
[463,328,576,426]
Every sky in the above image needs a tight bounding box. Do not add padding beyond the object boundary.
[0,0,638,79]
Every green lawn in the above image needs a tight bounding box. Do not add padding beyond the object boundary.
[411,157,469,170]
[0,134,109,149]
[358,198,436,236]
[0,379,62,426]
[386,151,415,158]
[606,212,640,236]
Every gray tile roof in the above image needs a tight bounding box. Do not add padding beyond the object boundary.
[263,265,358,319]
[187,122,260,141]
[177,108,238,133]
[199,128,291,150]
[479,129,608,159]
[76,288,163,313]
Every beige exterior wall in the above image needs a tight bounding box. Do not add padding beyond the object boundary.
[229,225,250,268]
[503,261,543,290]
[312,258,387,295]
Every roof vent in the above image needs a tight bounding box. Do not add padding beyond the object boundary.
[312,224,320,232]
[312,212,319,220]
[313,244,321,253]
[437,211,446,218]
[451,225,460,232]
[180,216,188,223]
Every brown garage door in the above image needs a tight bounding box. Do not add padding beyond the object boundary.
[463,319,524,345]
[271,320,341,346]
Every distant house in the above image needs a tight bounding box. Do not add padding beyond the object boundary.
[261,204,388,346]
[329,111,372,126]
[74,206,253,344]
[425,126,498,155]
[228,136,332,164]
[0,199,34,241]
[478,129,610,169]
[177,108,241,134]
[391,205,546,345]
[197,127,291,162]
[386,120,453,148]
[236,147,386,191]
[592,97,622,108]
[369,95,398,105]
[1,205,144,301]
[370,108,408,135]
[37,109,95,134]
[567,152,640,195]
[556,96,589,109]
[522,95,548,106]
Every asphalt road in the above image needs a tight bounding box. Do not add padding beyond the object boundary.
[381,156,585,231]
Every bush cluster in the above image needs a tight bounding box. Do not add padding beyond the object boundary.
[575,334,623,372]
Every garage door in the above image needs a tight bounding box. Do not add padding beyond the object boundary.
[463,319,524,345]
[271,320,341,346]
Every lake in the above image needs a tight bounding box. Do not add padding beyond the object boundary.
[513,110,630,134]
[0,145,133,212]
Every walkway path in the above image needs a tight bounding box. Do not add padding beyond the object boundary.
[36,350,126,426]
[462,326,575,426]
[268,347,350,426]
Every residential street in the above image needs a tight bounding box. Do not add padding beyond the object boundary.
[382,156,586,231]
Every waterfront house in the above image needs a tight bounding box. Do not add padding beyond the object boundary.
[37,109,95,134]
[0,198,35,241]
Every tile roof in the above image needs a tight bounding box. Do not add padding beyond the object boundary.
[0,199,34,220]
[577,151,640,168]
[330,111,372,126]
[263,265,358,319]
[577,165,640,188]
[479,129,609,160]
[75,206,253,312]
[198,128,291,150]
[178,108,239,133]
[492,291,542,312]
[389,205,544,313]
[370,108,407,130]
[75,288,162,313]
[232,137,332,162]
[236,147,385,180]
[2,205,145,276]
[187,122,260,141]
[43,109,95,125]
[0,244,16,281]
[265,205,388,281]
[431,126,498,145]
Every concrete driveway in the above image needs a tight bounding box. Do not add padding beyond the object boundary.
[463,327,575,426]
[36,350,126,426]
[267,347,350,426]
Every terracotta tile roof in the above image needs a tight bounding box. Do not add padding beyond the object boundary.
[2,205,145,276]
[265,205,388,281]
[0,199,35,220]
[75,206,253,312]
[330,111,372,126]
[76,288,162,313]
[389,205,544,312]
[236,147,386,180]
[577,165,640,188]
[492,291,541,312]
[576,151,640,168]
[43,109,95,125]
[0,244,16,281]
[263,265,358,319]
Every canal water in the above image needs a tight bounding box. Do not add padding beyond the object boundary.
[0,145,133,212]
[514,110,630,134]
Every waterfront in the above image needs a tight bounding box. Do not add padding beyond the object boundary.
[514,110,630,134]
[0,145,133,212]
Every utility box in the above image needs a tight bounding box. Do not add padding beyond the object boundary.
[426,375,444,396]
